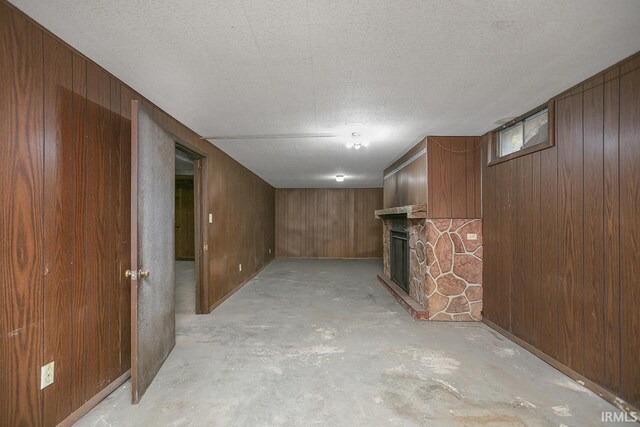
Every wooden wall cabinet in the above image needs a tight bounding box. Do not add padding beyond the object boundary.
[383,136,481,219]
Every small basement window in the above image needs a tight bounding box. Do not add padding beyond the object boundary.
[499,108,548,156]
[489,102,554,165]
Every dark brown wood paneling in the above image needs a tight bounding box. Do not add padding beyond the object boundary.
[530,150,541,348]
[512,154,536,341]
[495,159,514,331]
[450,137,467,216]
[427,137,450,217]
[467,136,482,216]
[510,156,524,339]
[556,91,584,372]
[619,66,640,406]
[108,77,122,383]
[426,136,482,218]
[275,188,383,258]
[175,175,195,260]
[505,158,517,333]
[42,33,74,425]
[479,134,497,324]
[0,7,44,426]
[602,69,620,391]
[538,141,559,359]
[582,81,605,384]
[70,51,88,413]
[1,1,277,423]
[318,189,329,257]
[84,60,113,400]
[364,190,378,257]
[482,51,640,409]
[326,189,342,257]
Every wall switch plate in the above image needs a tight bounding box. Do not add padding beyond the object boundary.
[208,213,213,224]
[239,264,242,272]
[41,361,54,389]
[268,249,271,254]
[467,233,478,241]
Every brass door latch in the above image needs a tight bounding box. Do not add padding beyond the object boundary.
[125,269,150,280]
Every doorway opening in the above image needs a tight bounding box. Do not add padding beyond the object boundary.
[174,145,206,314]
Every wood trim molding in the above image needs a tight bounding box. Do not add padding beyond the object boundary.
[56,370,130,427]
[482,319,639,415]
[383,147,426,180]
[383,138,426,176]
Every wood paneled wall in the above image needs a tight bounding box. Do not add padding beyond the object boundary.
[275,189,383,258]
[0,2,275,425]
[482,52,640,409]
[382,136,481,219]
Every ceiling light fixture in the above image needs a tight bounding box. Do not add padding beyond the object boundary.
[335,174,345,182]
[351,132,363,150]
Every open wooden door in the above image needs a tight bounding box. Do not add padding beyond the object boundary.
[128,101,175,403]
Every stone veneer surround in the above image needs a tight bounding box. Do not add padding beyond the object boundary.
[382,217,483,321]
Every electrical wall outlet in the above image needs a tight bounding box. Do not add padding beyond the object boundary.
[41,361,54,389]
[467,233,478,241]
[239,264,242,272]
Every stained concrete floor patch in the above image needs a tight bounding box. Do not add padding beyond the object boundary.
[77,259,625,426]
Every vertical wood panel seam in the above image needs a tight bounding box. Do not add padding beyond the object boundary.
[39,28,45,425]
[106,80,113,389]
[68,50,76,419]
[581,88,585,375]
[80,57,88,406]
[555,104,560,363]
[616,72,622,390]
[600,78,606,380]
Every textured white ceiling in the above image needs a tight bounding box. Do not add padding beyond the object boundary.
[12,0,640,187]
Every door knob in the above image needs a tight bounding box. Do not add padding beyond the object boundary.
[125,269,149,279]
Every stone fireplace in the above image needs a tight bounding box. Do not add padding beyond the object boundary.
[376,205,483,321]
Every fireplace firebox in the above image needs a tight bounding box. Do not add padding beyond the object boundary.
[390,230,409,292]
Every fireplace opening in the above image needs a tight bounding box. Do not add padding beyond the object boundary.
[390,230,409,292]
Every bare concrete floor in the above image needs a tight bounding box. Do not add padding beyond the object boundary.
[175,260,196,315]
[77,259,622,426]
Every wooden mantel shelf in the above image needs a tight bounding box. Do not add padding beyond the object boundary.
[375,204,427,219]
